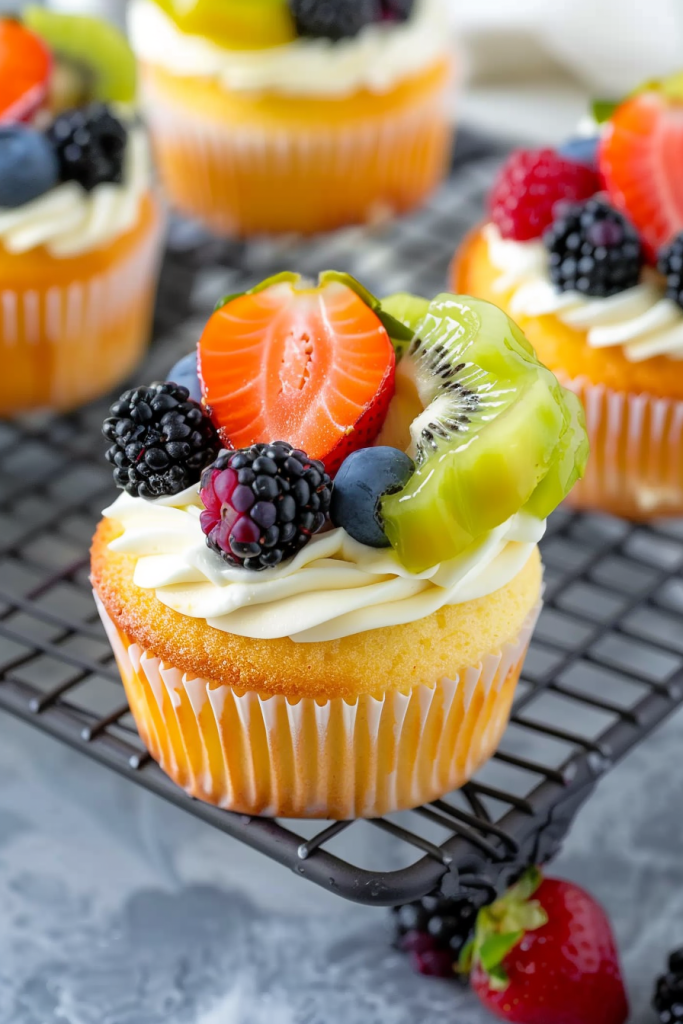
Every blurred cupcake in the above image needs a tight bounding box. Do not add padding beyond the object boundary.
[453,81,683,519]
[128,0,455,236]
[0,10,164,416]
[91,272,586,818]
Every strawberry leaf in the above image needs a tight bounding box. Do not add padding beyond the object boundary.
[214,271,300,312]
[592,98,619,123]
[479,930,524,975]
[458,938,475,975]
[487,964,511,993]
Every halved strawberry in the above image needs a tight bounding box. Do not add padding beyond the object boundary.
[0,20,51,123]
[600,89,683,259]
[198,274,396,475]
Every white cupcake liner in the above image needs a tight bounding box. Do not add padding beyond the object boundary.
[140,65,454,234]
[562,375,683,516]
[96,594,540,819]
[0,208,164,411]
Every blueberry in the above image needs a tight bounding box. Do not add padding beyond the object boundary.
[167,351,202,403]
[558,136,600,170]
[0,126,59,208]
[330,447,415,548]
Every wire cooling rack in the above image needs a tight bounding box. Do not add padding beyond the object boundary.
[2,131,683,907]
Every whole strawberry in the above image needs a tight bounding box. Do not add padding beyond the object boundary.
[463,868,629,1024]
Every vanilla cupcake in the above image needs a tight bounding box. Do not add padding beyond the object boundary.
[0,10,164,415]
[453,81,683,519]
[128,0,455,236]
[91,273,586,818]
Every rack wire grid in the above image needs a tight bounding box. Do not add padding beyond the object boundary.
[2,131,683,908]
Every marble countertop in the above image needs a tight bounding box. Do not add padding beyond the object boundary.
[2,690,683,1023]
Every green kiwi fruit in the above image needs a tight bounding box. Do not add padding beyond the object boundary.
[379,293,588,572]
[24,7,137,105]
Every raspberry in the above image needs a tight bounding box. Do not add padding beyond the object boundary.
[489,148,600,241]
[658,232,683,310]
[545,198,643,297]
[200,443,332,572]
[103,383,219,500]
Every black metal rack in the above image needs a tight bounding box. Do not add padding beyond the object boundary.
[2,133,683,907]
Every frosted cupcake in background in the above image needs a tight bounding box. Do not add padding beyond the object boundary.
[0,10,164,416]
[128,0,455,236]
[453,78,683,519]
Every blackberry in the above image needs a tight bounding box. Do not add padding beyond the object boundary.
[392,893,481,979]
[103,383,220,500]
[47,103,127,191]
[382,0,415,19]
[199,442,332,572]
[654,948,683,1023]
[658,233,683,310]
[544,198,643,297]
[290,0,382,40]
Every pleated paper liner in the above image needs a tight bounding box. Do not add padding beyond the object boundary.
[140,59,454,236]
[96,594,540,819]
[561,374,683,519]
[0,194,164,415]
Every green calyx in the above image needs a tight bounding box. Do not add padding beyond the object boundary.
[592,70,683,124]
[213,270,414,356]
[459,867,548,991]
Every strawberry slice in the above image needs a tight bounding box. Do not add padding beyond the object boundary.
[0,20,51,123]
[600,89,683,259]
[198,275,396,475]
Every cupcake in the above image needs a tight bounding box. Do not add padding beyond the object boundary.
[453,80,683,519]
[0,9,164,416]
[91,272,587,818]
[127,0,455,236]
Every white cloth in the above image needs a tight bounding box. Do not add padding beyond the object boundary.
[450,0,683,94]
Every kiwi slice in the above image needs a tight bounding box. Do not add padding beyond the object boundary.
[152,0,296,50]
[23,7,136,105]
[379,294,587,572]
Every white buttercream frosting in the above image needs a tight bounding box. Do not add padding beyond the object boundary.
[103,484,544,644]
[484,223,683,362]
[0,126,151,258]
[128,0,451,97]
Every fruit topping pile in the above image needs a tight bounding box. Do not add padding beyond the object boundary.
[0,12,135,209]
[103,384,220,500]
[104,272,587,574]
[490,75,683,310]
[152,0,416,47]
[200,443,332,570]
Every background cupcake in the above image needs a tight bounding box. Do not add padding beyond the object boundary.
[91,273,586,818]
[128,0,455,236]
[0,9,164,416]
[453,79,683,519]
